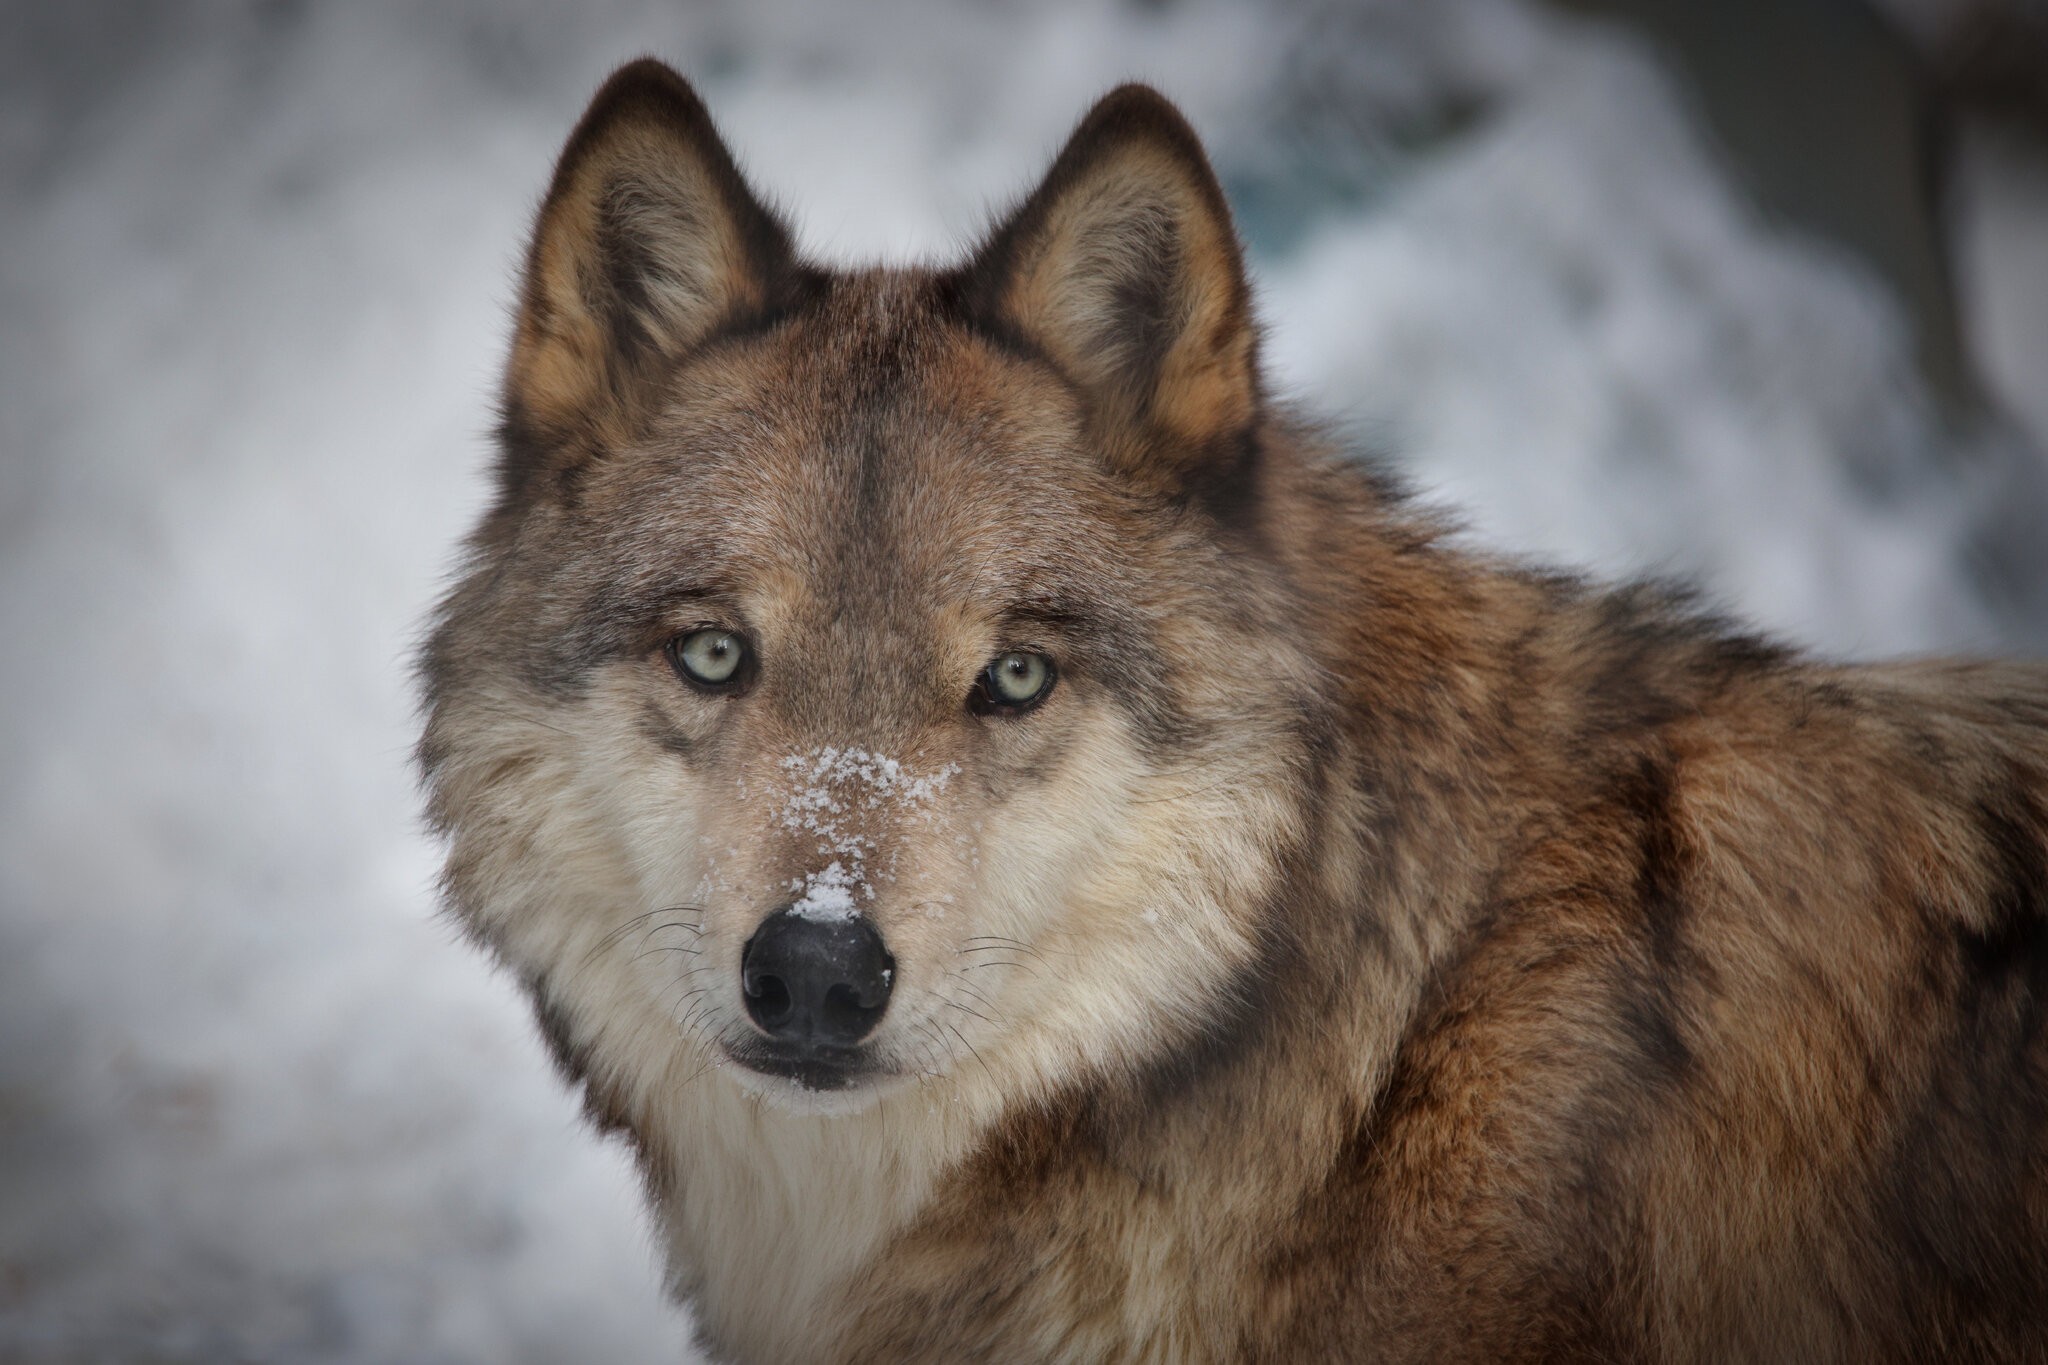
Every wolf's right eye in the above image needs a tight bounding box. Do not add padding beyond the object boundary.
[970,650,1056,715]
[666,629,752,693]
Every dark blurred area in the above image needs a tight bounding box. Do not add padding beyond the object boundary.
[1561,0,2048,640]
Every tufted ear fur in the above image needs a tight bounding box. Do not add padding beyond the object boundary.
[501,59,812,498]
[957,84,1260,501]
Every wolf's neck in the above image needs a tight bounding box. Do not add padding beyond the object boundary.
[645,1059,988,1360]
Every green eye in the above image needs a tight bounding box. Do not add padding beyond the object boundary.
[973,650,1055,714]
[667,628,750,690]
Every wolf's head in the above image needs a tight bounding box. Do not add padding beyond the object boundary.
[422,62,1345,1118]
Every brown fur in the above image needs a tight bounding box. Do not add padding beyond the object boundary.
[420,60,2048,1362]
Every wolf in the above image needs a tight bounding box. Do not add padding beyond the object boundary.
[418,59,2048,1362]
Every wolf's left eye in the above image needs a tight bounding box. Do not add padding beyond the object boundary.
[970,651,1056,715]
[666,628,751,692]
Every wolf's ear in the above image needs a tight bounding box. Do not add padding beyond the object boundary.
[503,60,806,480]
[958,85,1258,493]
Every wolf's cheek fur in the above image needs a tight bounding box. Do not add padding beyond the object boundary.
[957,705,1297,1091]
[426,672,710,1033]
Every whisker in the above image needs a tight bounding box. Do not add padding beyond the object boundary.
[572,908,669,970]
[911,1019,944,1083]
[448,700,583,741]
[658,963,717,1023]
[956,950,1038,977]
[627,944,703,968]
[672,1048,721,1092]
[942,995,996,1028]
[937,1016,995,1086]
[959,944,1055,970]
[943,973,1004,1019]
[644,919,704,939]
[961,934,1052,961]
[569,905,705,976]
[1128,781,1235,806]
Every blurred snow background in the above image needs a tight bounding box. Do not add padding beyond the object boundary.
[1,0,2043,1360]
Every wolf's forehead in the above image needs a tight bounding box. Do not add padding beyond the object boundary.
[639,310,1134,610]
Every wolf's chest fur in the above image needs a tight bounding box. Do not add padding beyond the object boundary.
[656,1086,956,1360]
[421,60,2048,1362]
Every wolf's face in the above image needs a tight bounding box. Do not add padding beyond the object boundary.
[424,66,1327,1115]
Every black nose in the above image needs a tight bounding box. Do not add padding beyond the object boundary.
[740,909,895,1046]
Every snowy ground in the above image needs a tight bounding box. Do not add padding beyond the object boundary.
[2,2,2043,1361]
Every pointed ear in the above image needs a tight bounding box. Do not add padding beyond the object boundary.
[958,85,1259,491]
[503,60,808,485]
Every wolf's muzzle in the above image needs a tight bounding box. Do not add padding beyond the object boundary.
[740,910,895,1047]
